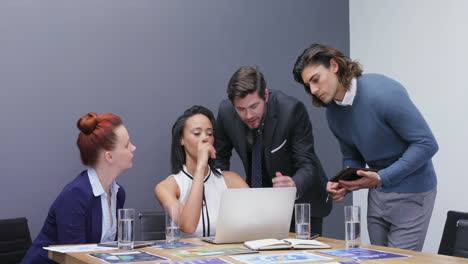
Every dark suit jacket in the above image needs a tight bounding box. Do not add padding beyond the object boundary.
[215,89,332,217]
[21,170,125,264]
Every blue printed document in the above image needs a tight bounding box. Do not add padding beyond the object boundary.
[230,251,331,264]
[88,251,168,263]
[151,241,205,249]
[160,258,231,264]
[317,248,410,261]
[168,247,257,258]
[320,260,362,264]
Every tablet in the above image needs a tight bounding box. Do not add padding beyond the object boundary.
[329,167,378,182]
[97,241,157,248]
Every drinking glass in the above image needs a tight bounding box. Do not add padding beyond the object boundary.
[118,208,135,250]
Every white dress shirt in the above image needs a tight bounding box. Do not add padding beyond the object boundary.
[170,165,227,237]
[87,168,120,242]
[335,77,357,106]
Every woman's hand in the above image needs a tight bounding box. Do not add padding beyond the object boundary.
[196,140,216,173]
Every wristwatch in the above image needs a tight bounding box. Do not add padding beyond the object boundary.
[376,173,383,190]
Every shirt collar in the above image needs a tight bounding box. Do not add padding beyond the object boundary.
[87,168,119,197]
[334,77,357,106]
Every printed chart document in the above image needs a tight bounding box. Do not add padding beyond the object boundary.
[43,244,116,253]
[88,251,168,263]
[160,258,231,264]
[317,248,410,261]
[230,251,331,264]
[168,247,258,258]
[150,241,205,249]
[318,262,360,264]
[244,238,330,250]
[320,260,362,264]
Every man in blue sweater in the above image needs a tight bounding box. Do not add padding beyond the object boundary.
[292,44,438,251]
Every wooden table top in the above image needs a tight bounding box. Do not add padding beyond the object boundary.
[49,236,468,264]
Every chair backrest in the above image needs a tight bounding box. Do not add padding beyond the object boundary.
[0,217,32,264]
[438,210,468,256]
[138,212,165,241]
[453,219,468,258]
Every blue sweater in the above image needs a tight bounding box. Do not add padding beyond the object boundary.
[21,170,125,264]
[326,74,438,193]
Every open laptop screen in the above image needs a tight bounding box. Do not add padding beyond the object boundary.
[204,187,296,244]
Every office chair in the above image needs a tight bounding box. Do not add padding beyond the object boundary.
[438,210,468,256]
[453,219,468,258]
[0,217,32,264]
[138,212,165,241]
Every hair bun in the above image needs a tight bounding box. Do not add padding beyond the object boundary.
[77,112,98,135]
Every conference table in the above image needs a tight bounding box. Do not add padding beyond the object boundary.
[49,236,468,264]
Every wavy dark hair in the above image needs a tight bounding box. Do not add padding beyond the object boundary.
[171,105,220,176]
[293,44,363,107]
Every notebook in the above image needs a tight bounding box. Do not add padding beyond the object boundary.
[243,237,330,250]
[201,187,296,244]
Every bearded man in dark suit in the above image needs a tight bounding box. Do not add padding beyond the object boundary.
[215,66,332,235]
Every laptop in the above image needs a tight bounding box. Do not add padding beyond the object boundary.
[201,187,296,244]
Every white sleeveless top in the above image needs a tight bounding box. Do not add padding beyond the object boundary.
[170,165,227,237]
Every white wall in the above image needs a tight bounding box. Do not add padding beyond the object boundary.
[350,0,468,253]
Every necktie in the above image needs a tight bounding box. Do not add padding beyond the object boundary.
[251,130,262,187]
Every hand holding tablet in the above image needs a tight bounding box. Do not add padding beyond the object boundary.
[329,167,378,182]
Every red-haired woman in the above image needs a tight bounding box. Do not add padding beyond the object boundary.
[22,112,136,264]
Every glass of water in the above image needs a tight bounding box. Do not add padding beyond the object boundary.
[344,205,361,248]
[118,208,135,250]
[165,205,181,244]
[295,203,311,239]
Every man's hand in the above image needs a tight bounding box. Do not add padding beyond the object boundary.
[339,170,379,191]
[272,172,296,187]
[326,181,346,202]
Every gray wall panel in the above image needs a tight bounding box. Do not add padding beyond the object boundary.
[0,0,349,240]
